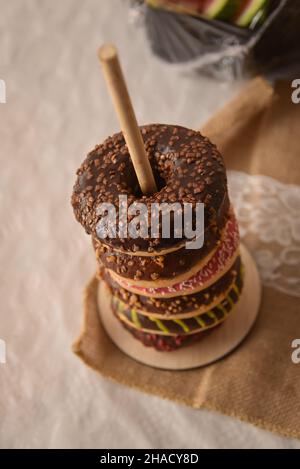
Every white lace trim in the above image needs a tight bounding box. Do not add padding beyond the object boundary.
[228,171,300,297]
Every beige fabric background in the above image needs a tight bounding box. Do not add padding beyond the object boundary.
[0,0,299,448]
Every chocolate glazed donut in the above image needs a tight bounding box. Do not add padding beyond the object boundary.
[104,256,242,317]
[110,262,244,352]
[92,196,229,282]
[71,124,228,253]
[111,261,244,334]
[119,322,217,352]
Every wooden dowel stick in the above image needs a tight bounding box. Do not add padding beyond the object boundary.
[98,44,158,195]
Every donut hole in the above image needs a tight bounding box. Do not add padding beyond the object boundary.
[128,160,167,198]
[152,165,167,192]
[127,170,143,198]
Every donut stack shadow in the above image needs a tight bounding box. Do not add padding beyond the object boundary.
[72,124,243,352]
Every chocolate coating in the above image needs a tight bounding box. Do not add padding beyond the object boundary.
[92,194,229,282]
[112,261,243,334]
[118,319,218,352]
[71,124,228,252]
[104,256,241,316]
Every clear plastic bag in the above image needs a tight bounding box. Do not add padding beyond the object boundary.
[131,0,300,80]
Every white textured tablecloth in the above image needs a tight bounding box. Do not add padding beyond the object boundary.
[1,0,299,449]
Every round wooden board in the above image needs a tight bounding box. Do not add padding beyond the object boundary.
[98,244,261,370]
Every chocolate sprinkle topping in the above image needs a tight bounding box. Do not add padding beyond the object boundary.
[71,124,228,252]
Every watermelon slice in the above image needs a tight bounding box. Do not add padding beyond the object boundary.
[147,0,206,16]
[234,0,268,27]
[202,0,242,21]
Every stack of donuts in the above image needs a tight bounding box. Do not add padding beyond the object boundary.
[72,124,243,351]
